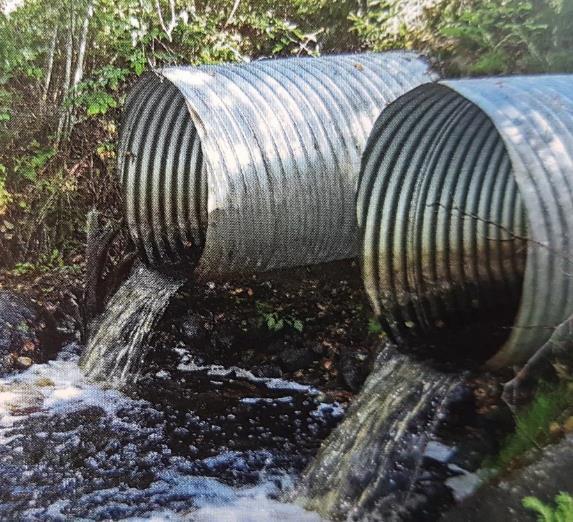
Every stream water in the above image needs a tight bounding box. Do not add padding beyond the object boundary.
[80,263,186,386]
[293,346,463,521]
[5,264,492,521]
[0,342,343,520]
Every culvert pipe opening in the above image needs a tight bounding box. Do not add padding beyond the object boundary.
[119,74,208,266]
[117,53,438,276]
[358,77,573,367]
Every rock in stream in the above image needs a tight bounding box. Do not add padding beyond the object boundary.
[0,291,58,375]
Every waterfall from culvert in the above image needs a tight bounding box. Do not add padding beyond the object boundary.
[291,345,462,521]
[79,263,185,386]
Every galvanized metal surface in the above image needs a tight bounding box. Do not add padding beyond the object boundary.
[358,76,573,367]
[118,52,437,275]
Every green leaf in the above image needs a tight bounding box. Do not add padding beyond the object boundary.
[85,92,117,116]
[292,319,304,332]
[555,492,573,522]
[266,315,277,330]
[134,60,145,76]
[129,50,146,76]
[523,493,573,522]
[368,318,383,335]
[13,146,55,182]
[523,496,555,522]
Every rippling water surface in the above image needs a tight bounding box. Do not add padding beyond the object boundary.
[0,343,339,520]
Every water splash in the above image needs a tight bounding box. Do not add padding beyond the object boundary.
[80,263,185,386]
[0,346,329,520]
[292,345,462,521]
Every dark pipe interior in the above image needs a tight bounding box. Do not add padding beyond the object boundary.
[359,83,528,364]
[118,74,208,267]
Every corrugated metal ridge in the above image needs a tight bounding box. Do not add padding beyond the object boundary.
[358,75,573,367]
[118,52,437,276]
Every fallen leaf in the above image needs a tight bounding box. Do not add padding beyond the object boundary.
[22,340,36,352]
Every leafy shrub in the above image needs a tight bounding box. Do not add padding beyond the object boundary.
[256,302,304,333]
[349,0,573,76]
[487,381,573,471]
[367,317,384,335]
[523,492,573,522]
[13,143,55,183]
[73,66,130,117]
[10,248,67,276]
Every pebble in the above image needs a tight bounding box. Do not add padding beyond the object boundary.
[549,421,562,437]
[563,416,573,433]
[424,441,455,463]
[445,465,485,501]
[16,356,33,369]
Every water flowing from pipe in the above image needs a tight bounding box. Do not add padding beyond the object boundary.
[291,345,462,521]
[80,263,185,386]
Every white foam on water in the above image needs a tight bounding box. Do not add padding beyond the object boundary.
[0,347,324,521]
[0,352,143,422]
[240,396,294,405]
[311,402,345,420]
[177,360,319,394]
[120,474,323,521]
[191,495,324,521]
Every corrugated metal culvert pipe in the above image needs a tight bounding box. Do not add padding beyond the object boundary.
[118,52,437,276]
[358,75,573,367]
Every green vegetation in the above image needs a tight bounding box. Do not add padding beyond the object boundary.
[486,380,573,471]
[523,492,573,522]
[367,317,384,335]
[352,0,573,75]
[256,301,304,333]
[10,248,69,276]
[0,0,572,271]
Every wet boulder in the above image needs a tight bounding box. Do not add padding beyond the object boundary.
[251,363,283,378]
[338,350,372,392]
[0,291,57,374]
[278,344,317,372]
[442,433,573,521]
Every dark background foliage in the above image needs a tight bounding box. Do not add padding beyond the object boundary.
[0,0,571,272]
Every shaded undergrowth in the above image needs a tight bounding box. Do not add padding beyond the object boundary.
[486,379,573,472]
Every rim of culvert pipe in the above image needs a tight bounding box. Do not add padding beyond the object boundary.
[117,71,208,269]
[357,75,573,369]
[117,52,438,278]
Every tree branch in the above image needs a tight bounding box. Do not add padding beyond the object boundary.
[155,0,177,42]
[224,0,241,27]
[42,27,58,103]
[72,0,94,88]
[427,201,573,265]
[81,209,120,341]
[503,314,573,408]
[55,2,75,147]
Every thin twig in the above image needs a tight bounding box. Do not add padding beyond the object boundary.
[155,0,177,42]
[224,0,241,27]
[427,201,573,265]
